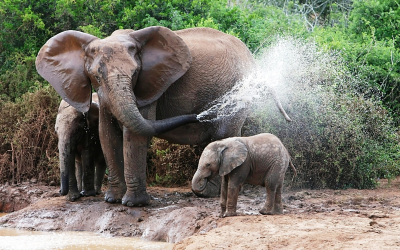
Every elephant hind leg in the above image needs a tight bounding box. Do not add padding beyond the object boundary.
[260,179,284,215]
[259,187,275,215]
[94,157,107,195]
[273,182,284,214]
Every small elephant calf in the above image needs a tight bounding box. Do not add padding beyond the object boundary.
[192,133,296,217]
[55,93,106,201]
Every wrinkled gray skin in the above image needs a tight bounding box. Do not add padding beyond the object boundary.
[55,93,106,201]
[36,26,291,207]
[192,133,296,217]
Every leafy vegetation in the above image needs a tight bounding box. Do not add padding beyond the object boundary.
[0,0,399,188]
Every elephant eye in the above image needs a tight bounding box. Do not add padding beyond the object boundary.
[127,46,136,56]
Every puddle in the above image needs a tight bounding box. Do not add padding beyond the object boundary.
[0,213,172,250]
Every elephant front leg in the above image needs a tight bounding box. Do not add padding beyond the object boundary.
[80,145,96,197]
[101,109,126,203]
[121,128,151,207]
[219,175,228,217]
[223,182,241,217]
[67,158,81,202]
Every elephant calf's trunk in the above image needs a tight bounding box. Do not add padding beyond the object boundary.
[192,173,208,193]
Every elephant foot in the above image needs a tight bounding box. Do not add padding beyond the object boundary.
[81,189,96,197]
[66,191,81,202]
[95,186,103,195]
[59,188,68,196]
[259,207,282,215]
[104,187,124,203]
[122,191,150,207]
[223,211,237,217]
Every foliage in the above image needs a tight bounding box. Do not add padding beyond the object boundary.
[0,86,60,184]
[313,1,400,124]
[147,138,203,187]
[243,39,400,189]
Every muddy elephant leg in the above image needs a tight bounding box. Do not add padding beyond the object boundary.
[81,144,96,197]
[273,182,284,214]
[220,175,228,217]
[94,156,106,195]
[75,159,83,193]
[223,166,249,217]
[260,173,285,215]
[259,184,276,215]
[101,108,126,203]
[224,182,241,217]
[67,156,81,201]
[122,128,151,206]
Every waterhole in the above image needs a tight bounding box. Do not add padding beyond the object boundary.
[0,213,172,250]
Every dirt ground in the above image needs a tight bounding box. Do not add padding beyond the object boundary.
[1,177,400,249]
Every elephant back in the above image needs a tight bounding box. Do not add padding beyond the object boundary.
[158,28,255,117]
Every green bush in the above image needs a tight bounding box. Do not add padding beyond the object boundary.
[0,85,60,184]
[147,138,204,187]
[242,38,400,189]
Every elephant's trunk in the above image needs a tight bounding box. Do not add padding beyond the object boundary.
[191,170,208,193]
[107,76,198,136]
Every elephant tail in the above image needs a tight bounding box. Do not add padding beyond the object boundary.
[270,87,292,122]
[289,160,297,181]
[287,159,297,189]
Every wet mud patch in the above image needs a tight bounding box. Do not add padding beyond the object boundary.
[1,177,400,248]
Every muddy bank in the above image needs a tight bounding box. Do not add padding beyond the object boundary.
[0,185,220,243]
[0,182,59,213]
[1,178,400,248]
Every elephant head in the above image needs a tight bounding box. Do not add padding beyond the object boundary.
[192,139,248,193]
[37,26,196,137]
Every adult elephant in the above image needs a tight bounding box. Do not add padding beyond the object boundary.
[36,26,291,207]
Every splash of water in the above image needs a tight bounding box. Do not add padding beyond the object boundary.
[196,38,335,123]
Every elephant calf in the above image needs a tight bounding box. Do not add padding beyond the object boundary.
[192,133,296,217]
[55,93,106,201]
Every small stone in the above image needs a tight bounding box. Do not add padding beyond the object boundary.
[370,221,378,226]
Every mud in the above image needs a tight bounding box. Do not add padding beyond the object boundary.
[1,177,400,249]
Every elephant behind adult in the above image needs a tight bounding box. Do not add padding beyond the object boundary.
[36,26,291,207]
[55,93,106,201]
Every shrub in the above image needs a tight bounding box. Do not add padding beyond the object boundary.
[0,85,60,184]
[147,138,204,187]
[242,38,400,189]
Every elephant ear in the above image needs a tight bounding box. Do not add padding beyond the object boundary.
[35,30,99,112]
[219,139,248,176]
[130,26,192,107]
